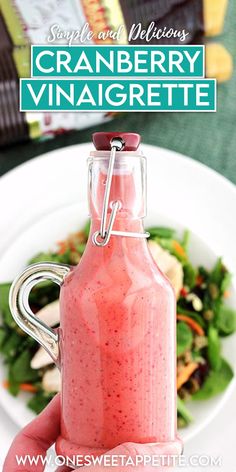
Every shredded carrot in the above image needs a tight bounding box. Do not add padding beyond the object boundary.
[68,241,76,251]
[196,275,204,286]
[3,380,38,393]
[172,240,187,259]
[177,362,198,390]
[57,241,67,255]
[20,383,38,393]
[3,380,8,389]
[180,287,188,298]
[224,290,230,298]
[177,314,205,336]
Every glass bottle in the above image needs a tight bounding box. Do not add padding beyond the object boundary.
[9,132,182,460]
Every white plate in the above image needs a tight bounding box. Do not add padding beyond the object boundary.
[0,143,236,444]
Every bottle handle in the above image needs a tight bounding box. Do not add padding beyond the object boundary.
[9,262,71,366]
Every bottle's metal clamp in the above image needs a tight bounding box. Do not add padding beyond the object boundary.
[92,137,149,247]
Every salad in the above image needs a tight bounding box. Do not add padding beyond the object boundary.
[0,222,235,428]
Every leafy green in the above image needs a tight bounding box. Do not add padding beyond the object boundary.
[29,252,60,264]
[177,395,193,424]
[28,390,55,414]
[8,372,20,396]
[1,331,22,359]
[76,243,86,255]
[202,259,232,326]
[147,226,176,239]
[216,305,236,335]
[183,262,197,290]
[209,258,225,286]
[207,325,221,371]
[29,249,71,266]
[0,327,7,349]
[221,272,232,293]
[9,350,40,384]
[156,238,187,263]
[177,322,193,356]
[0,283,16,328]
[83,220,91,239]
[192,358,233,400]
[182,230,190,251]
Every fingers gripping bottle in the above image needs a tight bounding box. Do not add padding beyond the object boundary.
[9,132,182,459]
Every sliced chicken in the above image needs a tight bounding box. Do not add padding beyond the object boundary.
[148,240,184,298]
[34,300,60,327]
[31,347,54,369]
[31,300,59,369]
[42,367,61,393]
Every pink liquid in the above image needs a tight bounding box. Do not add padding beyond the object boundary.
[56,171,181,457]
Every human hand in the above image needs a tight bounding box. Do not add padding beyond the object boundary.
[3,394,61,472]
[4,393,179,471]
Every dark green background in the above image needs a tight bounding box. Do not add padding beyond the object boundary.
[0,1,235,182]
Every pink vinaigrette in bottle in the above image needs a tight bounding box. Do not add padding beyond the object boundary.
[56,132,182,457]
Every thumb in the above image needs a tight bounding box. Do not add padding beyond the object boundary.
[3,394,61,472]
[74,441,180,471]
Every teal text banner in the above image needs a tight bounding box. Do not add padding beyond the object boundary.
[31,45,205,78]
[20,79,216,112]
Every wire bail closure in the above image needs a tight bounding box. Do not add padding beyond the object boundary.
[92,137,150,247]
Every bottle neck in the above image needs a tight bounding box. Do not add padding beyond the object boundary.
[90,216,145,235]
[88,151,146,233]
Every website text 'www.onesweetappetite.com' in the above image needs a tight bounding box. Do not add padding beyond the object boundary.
[14,453,222,468]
